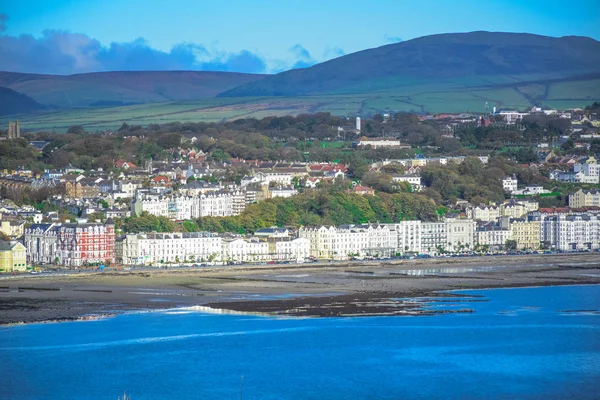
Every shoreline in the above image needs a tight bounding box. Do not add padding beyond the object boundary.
[2,253,600,325]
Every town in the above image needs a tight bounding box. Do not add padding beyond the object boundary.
[0,104,599,272]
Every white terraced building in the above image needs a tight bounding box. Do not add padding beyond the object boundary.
[445,218,477,252]
[299,224,396,260]
[300,219,477,258]
[131,193,169,218]
[198,192,234,217]
[121,232,222,265]
[269,237,310,261]
[470,205,501,222]
[221,238,270,263]
[220,237,310,263]
[131,191,246,220]
[539,214,600,251]
[421,222,447,255]
[476,227,512,249]
[388,221,422,254]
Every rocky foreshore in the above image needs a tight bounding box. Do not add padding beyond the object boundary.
[1,253,600,325]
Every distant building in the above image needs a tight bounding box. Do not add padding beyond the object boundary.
[569,189,600,208]
[502,175,518,193]
[0,219,25,239]
[350,185,375,196]
[356,137,408,149]
[391,175,422,192]
[7,121,20,139]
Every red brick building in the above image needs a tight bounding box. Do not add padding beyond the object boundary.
[56,219,115,267]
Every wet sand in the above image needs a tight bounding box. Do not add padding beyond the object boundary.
[1,253,599,325]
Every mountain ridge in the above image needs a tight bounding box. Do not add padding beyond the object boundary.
[218,31,600,97]
[0,70,267,109]
[0,86,46,116]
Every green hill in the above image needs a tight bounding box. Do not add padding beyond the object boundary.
[0,70,266,108]
[219,32,600,97]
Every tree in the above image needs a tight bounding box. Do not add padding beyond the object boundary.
[49,149,73,168]
[505,239,518,251]
[157,133,182,149]
[67,125,85,134]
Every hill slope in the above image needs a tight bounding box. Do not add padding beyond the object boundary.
[0,86,45,116]
[0,70,266,108]
[219,32,600,97]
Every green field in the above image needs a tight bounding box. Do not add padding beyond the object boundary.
[3,77,599,132]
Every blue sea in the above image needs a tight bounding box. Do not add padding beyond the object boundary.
[1,285,599,400]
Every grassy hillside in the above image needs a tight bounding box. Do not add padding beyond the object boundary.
[5,76,599,132]
[0,71,266,108]
[3,32,599,129]
[219,32,600,97]
[0,86,45,116]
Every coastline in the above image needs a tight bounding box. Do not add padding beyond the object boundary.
[2,253,600,325]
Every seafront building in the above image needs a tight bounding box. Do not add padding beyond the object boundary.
[537,214,600,251]
[24,223,58,264]
[118,231,310,265]
[421,222,447,255]
[507,219,541,250]
[0,240,27,272]
[19,207,600,269]
[24,220,115,267]
[299,218,477,258]
[475,224,511,250]
[299,224,396,260]
[445,217,477,252]
[120,232,222,265]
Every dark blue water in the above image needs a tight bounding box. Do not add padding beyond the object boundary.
[1,285,599,400]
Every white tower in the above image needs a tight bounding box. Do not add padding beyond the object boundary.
[355,117,361,131]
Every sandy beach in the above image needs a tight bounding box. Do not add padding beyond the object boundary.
[1,253,599,325]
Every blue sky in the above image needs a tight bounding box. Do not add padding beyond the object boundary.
[1,0,599,74]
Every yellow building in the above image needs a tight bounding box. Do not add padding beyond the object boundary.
[501,200,539,219]
[510,220,541,250]
[569,189,600,208]
[0,219,25,239]
[0,241,27,272]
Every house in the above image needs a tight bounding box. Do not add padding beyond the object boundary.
[351,185,375,196]
[0,240,27,272]
[270,187,298,198]
[512,186,550,196]
[502,175,518,193]
[391,175,422,191]
[151,175,171,187]
[355,137,409,149]
[116,160,137,170]
[254,227,290,238]
[0,219,25,238]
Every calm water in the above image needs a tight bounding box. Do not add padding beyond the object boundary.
[1,285,599,400]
